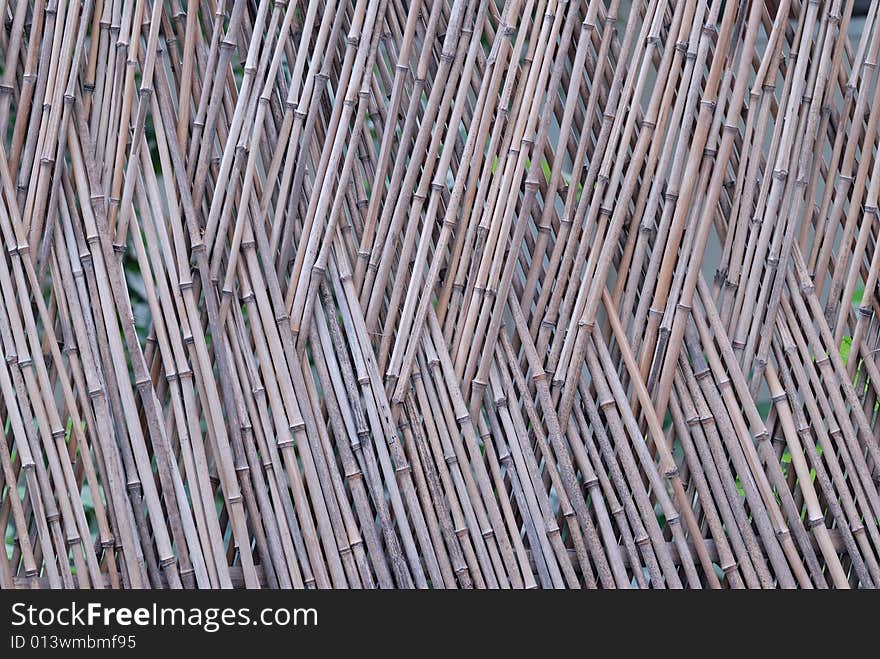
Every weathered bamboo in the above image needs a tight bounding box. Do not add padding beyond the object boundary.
[1,0,879,589]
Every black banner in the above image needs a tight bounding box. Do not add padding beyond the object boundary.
[0,589,867,653]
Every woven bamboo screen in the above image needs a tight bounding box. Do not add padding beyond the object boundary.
[0,0,879,589]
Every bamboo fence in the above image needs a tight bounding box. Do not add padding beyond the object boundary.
[0,0,878,589]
